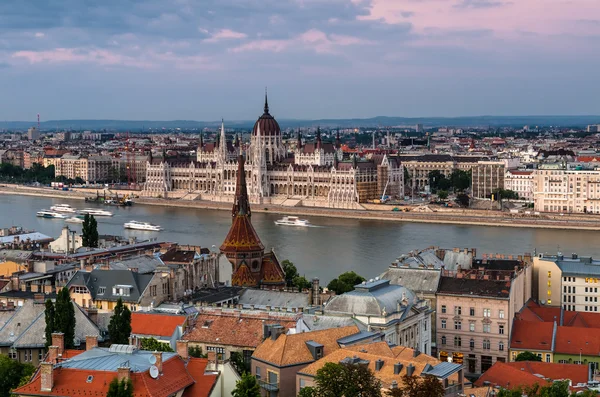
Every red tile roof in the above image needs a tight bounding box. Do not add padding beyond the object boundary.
[475,362,551,390]
[475,361,588,390]
[131,312,186,337]
[554,326,600,356]
[13,355,217,397]
[510,319,555,351]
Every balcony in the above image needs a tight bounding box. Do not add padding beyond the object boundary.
[258,380,279,392]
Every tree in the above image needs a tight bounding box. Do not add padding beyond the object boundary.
[106,377,134,397]
[299,387,317,397]
[428,170,451,193]
[0,355,35,397]
[449,170,471,192]
[82,214,99,248]
[44,299,55,348]
[514,351,542,362]
[230,351,250,374]
[327,271,366,295]
[437,190,448,200]
[140,337,173,352]
[293,275,311,292]
[108,298,132,345]
[189,345,207,358]
[231,372,261,397]
[456,193,470,207]
[386,375,444,397]
[281,260,299,288]
[53,287,76,349]
[313,362,381,397]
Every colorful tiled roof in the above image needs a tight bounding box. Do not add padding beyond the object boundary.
[182,358,218,397]
[231,263,257,287]
[252,325,359,367]
[510,319,555,351]
[260,252,285,285]
[131,312,186,337]
[554,326,600,355]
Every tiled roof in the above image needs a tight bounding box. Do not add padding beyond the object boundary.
[161,249,198,264]
[66,269,154,303]
[185,311,298,349]
[554,326,600,355]
[510,319,555,352]
[252,325,359,367]
[131,312,186,338]
[505,361,588,386]
[475,362,550,390]
[475,361,588,390]
[182,358,218,397]
[437,277,511,298]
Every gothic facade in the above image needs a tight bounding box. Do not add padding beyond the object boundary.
[143,95,404,207]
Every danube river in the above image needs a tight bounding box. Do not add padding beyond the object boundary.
[2,195,600,282]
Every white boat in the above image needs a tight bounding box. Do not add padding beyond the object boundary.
[36,210,67,219]
[65,216,84,224]
[274,216,311,227]
[124,221,162,232]
[79,208,113,217]
[50,204,77,213]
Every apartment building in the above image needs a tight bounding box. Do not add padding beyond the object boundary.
[471,161,505,199]
[533,253,600,311]
[504,169,534,202]
[533,167,600,214]
[398,154,487,190]
[436,265,532,376]
[56,154,115,183]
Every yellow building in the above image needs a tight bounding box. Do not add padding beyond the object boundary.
[0,261,26,278]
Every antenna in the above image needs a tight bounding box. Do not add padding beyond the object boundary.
[148,355,157,365]
[149,365,159,379]
[37,113,40,130]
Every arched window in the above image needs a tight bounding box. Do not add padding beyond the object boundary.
[454,336,461,347]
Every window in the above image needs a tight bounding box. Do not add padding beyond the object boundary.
[454,336,461,347]
[483,324,491,333]
[25,349,32,362]
[483,308,491,318]
[9,349,17,359]
[470,339,475,349]
[256,367,261,380]
[470,307,475,316]
[454,321,462,330]
[441,305,447,314]
[98,287,106,295]
[548,299,552,304]
[546,354,551,363]
[455,306,462,315]
[441,319,447,329]
[499,310,505,319]
[424,320,427,331]
[469,323,475,332]
[162,283,168,295]
[483,340,491,350]
[441,336,446,345]
[499,324,505,335]
[548,271,552,278]
[300,379,306,390]
[150,285,157,297]
[206,346,225,361]
[73,286,88,294]
[499,342,504,351]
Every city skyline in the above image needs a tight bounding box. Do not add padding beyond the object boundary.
[1,0,599,121]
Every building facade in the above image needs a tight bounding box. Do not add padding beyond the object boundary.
[143,96,403,208]
[471,161,505,199]
[56,154,116,183]
[504,169,534,202]
[533,168,600,214]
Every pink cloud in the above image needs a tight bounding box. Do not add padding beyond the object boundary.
[204,29,247,43]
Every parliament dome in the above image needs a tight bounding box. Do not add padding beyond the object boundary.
[252,92,281,137]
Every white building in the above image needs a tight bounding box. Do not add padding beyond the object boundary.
[533,167,600,213]
[504,170,534,202]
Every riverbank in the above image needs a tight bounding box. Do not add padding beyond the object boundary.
[2,184,600,230]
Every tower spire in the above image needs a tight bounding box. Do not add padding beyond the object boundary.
[220,118,227,160]
[264,87,269,114]
[233,155,251,217]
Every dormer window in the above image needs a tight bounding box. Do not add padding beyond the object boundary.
[112,285,132,296]
[98,287,106,295]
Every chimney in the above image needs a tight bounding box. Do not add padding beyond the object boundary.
[207,350,217,371]
[406,364,415,377]
[152,352,163,373]
[176,340,189,360]
[312,278,320,306]
[394,363,404,375]
[375,359,384,371]
[86,307,98,325]
[413,349,420,358]
[40,362,54,391]
[80,258,85,270]
[52,333,64,355]
[266,305,271,311]
[270,325,284,341]
[86,335,98,351]
[117,366,130,381]
[48,346,59,364]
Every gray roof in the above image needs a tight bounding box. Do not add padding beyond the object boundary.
[0,250,33,263]
[420,361,463,379]
[60,346,177,372]
[0,311,14,329]
[0,232,53,244]
[300,314,359,331]
[379,267,441,294]
[0,300,45,346]
[324,280,417,317]
[556,258,600,277]
[392,247,474,271]
[66,269,154,303]
[238,289,310,310]
[110,255,164,274]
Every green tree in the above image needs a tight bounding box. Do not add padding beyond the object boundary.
[456,193,470,207]
[282,260,299,288]
[230,351,250,374]
[44,299,55,348]
[231,372,261,397]
[108,298,132,345]
[449,170,471,192]
[403,166,410,186]
[313,362,381,397]
[327,271,366,295]
[437,190,448,200]
[293,275,311,292]
[140,337,173,352]
[106,377,134,397]
[0,355,36,397]
[514,351,542,362]
[82,214,99,248]
[53,287,76,349]
[189,345,207,358]
[298,387,317,397]
[387,375,445,397]
[428,170,451,193]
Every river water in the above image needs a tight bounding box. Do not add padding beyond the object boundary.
[2,195,600,283]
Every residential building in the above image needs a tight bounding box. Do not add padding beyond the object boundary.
[436,264,532,377]
[324,279,433,355]
[533,167,600,213]
[130,312,187,350]
[297,342,464,396]
[0,299,101,366]
[66,268,168,312]
[471,161,505,199]
[13,340,220,397]
[532,253,600,311]
[504,169,534,201]
[56,154,116,183]
[0,149,24,168]
[27,127,40,141]
[251,325,361,397]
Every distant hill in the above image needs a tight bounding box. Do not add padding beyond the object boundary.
[1,115,599,131]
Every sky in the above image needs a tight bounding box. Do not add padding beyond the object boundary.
[0,0,599,121]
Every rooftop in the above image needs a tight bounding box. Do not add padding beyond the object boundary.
[131,312,187,338]
[437,276,511,298]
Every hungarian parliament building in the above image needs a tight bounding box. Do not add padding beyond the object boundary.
[143,96,404,208]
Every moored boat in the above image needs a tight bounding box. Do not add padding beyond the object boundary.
[124,220,161,232]
[79,208,113,217]
[36,210,67,219]
[50,204,77,213]
[65,216,84,224]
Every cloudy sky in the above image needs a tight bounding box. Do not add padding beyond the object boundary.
[1,0,599,121]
